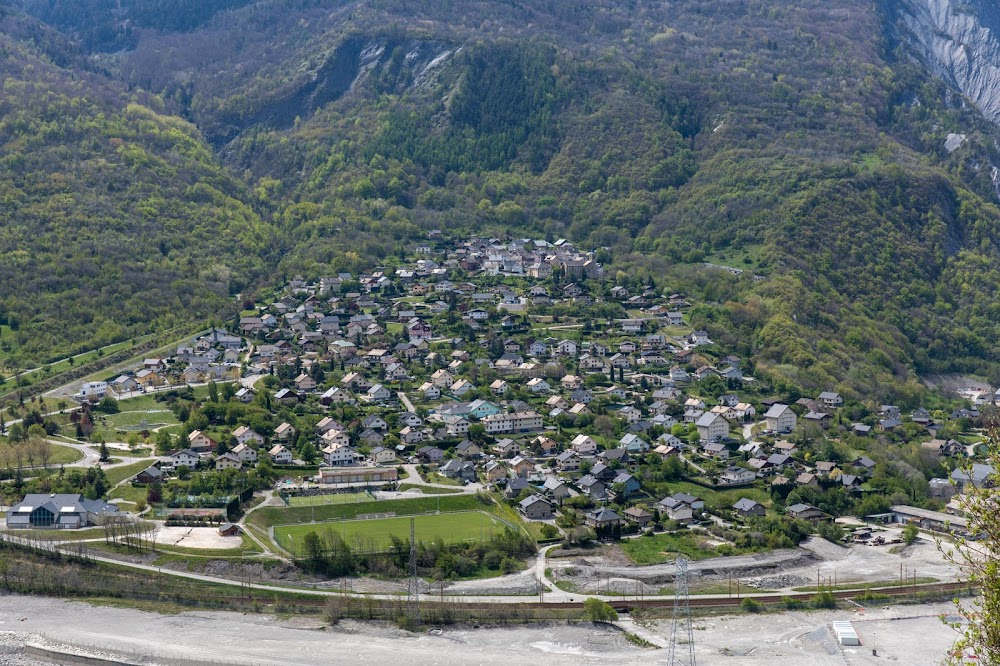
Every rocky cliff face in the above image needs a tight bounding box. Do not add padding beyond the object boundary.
[892,0,1000,122]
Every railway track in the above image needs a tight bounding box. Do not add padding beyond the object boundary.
[222,580,974,612]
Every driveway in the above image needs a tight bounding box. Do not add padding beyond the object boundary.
[399,464,483,494]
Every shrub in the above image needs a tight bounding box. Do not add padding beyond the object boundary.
[482,550,503,570]
[583,598,619,622]
[811,591,836,609]
[500,557,519,574]
[741,598,765,613]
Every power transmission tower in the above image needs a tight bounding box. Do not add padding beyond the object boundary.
[407,517,420,625]
[667,556,696,666]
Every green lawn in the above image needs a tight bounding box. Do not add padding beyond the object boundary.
[703,244,767,271]
[620,531,733,565]
[108,484,149,505]
[248,494,485,530]
[113,394,167,411]
[0,441,83,467]
[89,409,179,441]
[105,460,157,487]
[45,443,84,465]
[666,480,773,511]
[286,492,375,507]
[421,471,461,486]
[275,511,501,554]
[9,527,109,542]
[397,483,463,495]
[38,339,141,378]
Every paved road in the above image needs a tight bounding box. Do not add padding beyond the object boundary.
[742,419,765,440]
[111,378,237,401]
[238,490,289,561]
[8,530,959,608]
[535,543,572,602]
[397,391,416,413]
[678,452,706,474]
[399,464,484,493]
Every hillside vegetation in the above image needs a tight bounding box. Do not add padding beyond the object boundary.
[6,0,1000,398]
[0,9,273,371]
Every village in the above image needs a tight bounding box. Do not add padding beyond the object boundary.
[5,232,989,593]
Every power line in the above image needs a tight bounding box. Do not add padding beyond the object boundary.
[667,556,696,666]
[407,517,419,625]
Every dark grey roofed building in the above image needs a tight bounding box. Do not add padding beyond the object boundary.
[7,494,119,529]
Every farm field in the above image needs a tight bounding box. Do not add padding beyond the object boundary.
[286,492,375,507]
[275,511,502,553]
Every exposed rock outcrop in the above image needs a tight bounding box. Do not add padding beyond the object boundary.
[892,0,1000,122]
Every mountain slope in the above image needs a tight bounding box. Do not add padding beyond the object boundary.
[8,0,1000,398]
[0,9,273,369]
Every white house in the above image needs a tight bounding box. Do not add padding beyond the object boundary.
[323,444,356,467]
[269,445,293,465]
[695,412,730,442]
[364,384,392,403]
[232,426,264,447]
[215,453,243,471]
[450,379,474,397]
[765,404,797,433]
[231,443,259,464]
[170,449,201,468]
[274,422,296,441]
[78,381,109,399]
[526,377,550,393]
[571,434,599,455]
[417,382,441,400]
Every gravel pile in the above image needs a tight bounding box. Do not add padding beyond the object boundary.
[741,574,810,589]
[0,631,142,666]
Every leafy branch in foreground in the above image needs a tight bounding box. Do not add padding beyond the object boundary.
[943,418,1000,664]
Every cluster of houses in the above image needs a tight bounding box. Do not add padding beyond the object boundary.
[77,330,244,401]
[71,232,995,536]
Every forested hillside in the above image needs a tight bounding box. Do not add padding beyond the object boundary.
[6,0,1000,399]
[0,8,273,370]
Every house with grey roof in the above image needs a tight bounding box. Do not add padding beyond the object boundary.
[732,498,765,518]
[951,464,995,492]
[518,494,553,520]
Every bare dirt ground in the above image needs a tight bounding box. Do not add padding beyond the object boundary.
[0,595,965,665]
[311,568,543,596]
[548,530,962,594]
[921,373,990,393]
[155,525,240,549]
[670,600,965,665]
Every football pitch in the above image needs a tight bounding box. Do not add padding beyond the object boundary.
[286,491,375,507]
[274,511,502,553]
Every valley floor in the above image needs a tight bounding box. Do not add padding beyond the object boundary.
[0,595,963,665]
